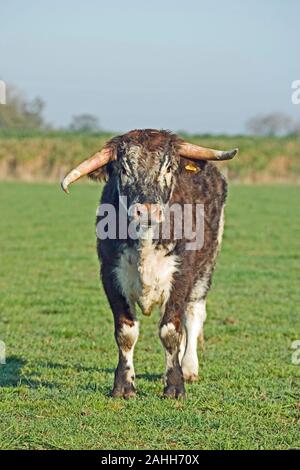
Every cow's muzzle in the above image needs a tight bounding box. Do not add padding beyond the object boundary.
[128,203,164,225]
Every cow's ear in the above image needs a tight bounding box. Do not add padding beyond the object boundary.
[88,156,119,183]
[178,157,205,173]
[88,139,119,183]
[88,166,109,182]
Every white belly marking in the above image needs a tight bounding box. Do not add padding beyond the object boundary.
[115,239,178,316]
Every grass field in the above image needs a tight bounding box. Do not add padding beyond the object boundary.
[0,181,299,450]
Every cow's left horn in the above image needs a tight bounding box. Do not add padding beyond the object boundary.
[179,142,238,161]
[61,147,115,193]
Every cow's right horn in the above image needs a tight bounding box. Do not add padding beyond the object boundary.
[61,146,115,193]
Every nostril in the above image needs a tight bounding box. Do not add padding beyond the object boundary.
[130,203,163,223]
[129,204,145,220]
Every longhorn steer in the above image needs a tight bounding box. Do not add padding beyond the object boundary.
[61,129,238,399]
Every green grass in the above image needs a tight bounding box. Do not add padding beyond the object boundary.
[0,182,299,450]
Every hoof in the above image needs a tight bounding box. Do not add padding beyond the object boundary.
[163,385,186,399]
[111,384,136,399]
[183,373,198,383]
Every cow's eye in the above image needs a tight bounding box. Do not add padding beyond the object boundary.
[166,165,172,173]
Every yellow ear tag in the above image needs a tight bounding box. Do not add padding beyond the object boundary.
[185,163,200,173]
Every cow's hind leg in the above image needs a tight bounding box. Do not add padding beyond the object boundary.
[181,298,206,382]
[159,310,186,399]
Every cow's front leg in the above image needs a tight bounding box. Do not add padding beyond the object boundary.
[159,310,186,399]
[101,265,139,399]
[113,313,139,399]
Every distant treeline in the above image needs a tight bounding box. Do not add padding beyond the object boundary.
[0,131,299,183]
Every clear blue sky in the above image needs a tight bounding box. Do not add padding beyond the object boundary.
[1,0,299,133]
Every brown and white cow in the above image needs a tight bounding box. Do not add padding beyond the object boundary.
[61,129,238,399]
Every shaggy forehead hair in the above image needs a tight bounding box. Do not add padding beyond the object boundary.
[113,129,181,168]
[88,129,182,185]
[113,130,182,204]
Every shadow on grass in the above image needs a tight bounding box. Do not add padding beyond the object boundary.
[40,361,163,382]
[0,356,58,389]
[136,373,163,382]
[40,361,115,375]
[0,358,163,395]
[0,356,25,387]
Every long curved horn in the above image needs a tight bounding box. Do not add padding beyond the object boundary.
[179,142,238,161]
[61,147,115,193]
